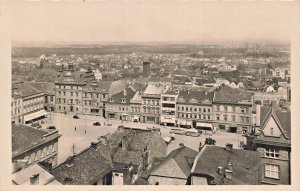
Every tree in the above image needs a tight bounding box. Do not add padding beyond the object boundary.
[205,137,216,145]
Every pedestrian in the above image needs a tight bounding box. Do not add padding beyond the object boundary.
[75,126,76,131]
[85,129,86,134]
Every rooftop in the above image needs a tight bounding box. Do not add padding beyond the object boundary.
[26,82,55,95]
[12,83,43,98]
[50,140,113,185]
[143,84,166,95]
[12,124,60,157]
[177,90,214,104]
[214,85,253,103]
[191,145,261,185]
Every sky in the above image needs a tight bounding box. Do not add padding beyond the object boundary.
[9,0,294,45]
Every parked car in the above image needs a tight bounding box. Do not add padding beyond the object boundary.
[47,125,56,130]
[73,115,79,119]
[32,123,41,129]
[106,123,112,126]
[93,122,101,126]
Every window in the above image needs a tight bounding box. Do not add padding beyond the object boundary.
[208,108,210,112]
[63,92,66,96]
[203,108,206,113]
[270,128,274,135]
[71,92,73,96]
[232,115,236,122]
[265,164,279,179]
[194,108,197,112]
[76,92,78,97]
[216,114,220,120]
[265,148,279,159]
[232,107,236,112]
[224,106,227,112]
[216,105,220,112]
[224,114,227,121]
[178,107,180,111]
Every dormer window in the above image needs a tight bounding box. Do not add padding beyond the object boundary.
[109,98,113,102]
[121,98,126,103]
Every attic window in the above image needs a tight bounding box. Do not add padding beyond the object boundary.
[109,98,113,102]
[122,98,126,103]
[270,128,274,136]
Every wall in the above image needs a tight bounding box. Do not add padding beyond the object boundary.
[148,175,187,185]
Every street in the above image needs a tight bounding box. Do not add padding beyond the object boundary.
[41,112,244,164]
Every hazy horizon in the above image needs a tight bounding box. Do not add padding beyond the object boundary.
[10,1,293,46]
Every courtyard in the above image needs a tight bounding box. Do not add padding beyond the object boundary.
[40,112,245,164]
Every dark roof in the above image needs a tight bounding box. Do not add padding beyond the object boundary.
[177,90,214,104]
[50,140,113,185]
[109,87,136,104]
[173,75,192,85]
[26,82,55,95]
[214,85,253,103]
[12,83,43,97]
[108,127,157,169]
[260,105,291,138]
[12,124,60,157]
[192,145,260,185]
[150,146,198,178]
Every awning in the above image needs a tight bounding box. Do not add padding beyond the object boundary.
[24,110,47,122]
[161,117,176,124]
[177,119,186,125]
[196,122,212,128]
[186,121,193,126]
[133,115,139,120]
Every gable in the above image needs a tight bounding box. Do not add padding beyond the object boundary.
[262,116,282,137]
[150,159,187,179]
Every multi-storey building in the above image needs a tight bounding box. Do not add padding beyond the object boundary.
[13,82,47,124]
[160,90,179,126]
[272,67,286,79]
[55,78,85,114]
[106,87,136,121]
[12,124,61,173]
[213,85,254,134]
[129,91,142,122]
[247,104,291,185]
[11,90,23,124]
[176,90,214,129]
[27,82,56,111]
[141,84,167,124]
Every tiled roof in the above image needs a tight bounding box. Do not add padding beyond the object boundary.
[177,90,214,104]
[12,83,43,98]
[12,164,60,185]
[150,146,198,178]
[173,75,192,84]
[214,85,253,103]
[259,105,291,139]
[110,87,136,104]
[26,82,55,95]
[192,145,260,185]
[12,124,48,156]
[143,84,166,95]
[50,141,113,185]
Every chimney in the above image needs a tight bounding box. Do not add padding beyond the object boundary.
[179,143,184,148]
[225,143,233,152]
[142,147,149,171]
[91,141,98,151]
[217,166,224,175]
[255,104,261,127]
[124,88,127,96]
[66,156,74,167]
[30,173,39,185]
[225,169,233,180]
[123,163,134,185]
[121,136,129,150]
[228,162,233,171]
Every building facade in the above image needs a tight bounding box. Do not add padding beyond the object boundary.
[141,85,167,124]
[176,90,214,129]
[12,124,61,173]
[213,85,254,133]
[160,90,179,126]
[11,91,23,124]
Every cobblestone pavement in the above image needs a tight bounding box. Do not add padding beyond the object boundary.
[41,112,245,164]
